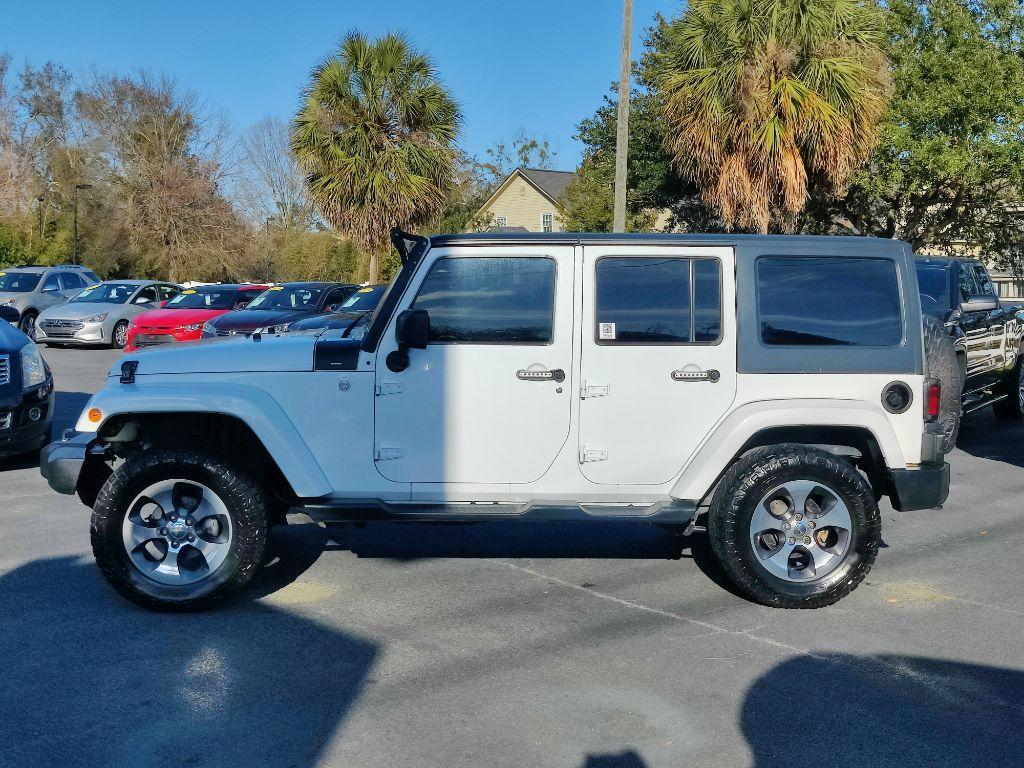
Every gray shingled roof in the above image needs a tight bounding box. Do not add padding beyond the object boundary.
[519,167,575,202]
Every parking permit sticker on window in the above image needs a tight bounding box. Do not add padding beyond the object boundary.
[182,289,197,294]
[599,322,616,340]
[358,287,373,293]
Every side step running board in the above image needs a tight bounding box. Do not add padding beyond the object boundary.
[298,499,698,524]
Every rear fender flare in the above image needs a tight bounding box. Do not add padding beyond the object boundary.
[670,399,906,501]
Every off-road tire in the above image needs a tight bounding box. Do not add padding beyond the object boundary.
[923,315,962,452]
[992,353,1024,420]
[708,444,881,609]
[91,448,269,611]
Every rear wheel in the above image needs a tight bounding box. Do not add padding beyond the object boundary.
[91,449,270,610]
[708,444,880,609]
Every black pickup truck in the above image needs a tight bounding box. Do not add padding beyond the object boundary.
[0,304,55,457]
[916,257,1024,438]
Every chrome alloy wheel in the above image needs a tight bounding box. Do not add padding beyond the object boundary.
[748,480,853,582]
[121,480,233,586]
[114,322,129,348]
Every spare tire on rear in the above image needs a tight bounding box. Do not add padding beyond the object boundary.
[922,315,962,453]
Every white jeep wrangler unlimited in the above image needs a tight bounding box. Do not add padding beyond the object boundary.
[41,231,949,610]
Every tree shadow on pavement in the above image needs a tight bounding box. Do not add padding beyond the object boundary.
[580,749,649,767]
[742,654,1024,768]
[956,409,1024,469]
[0,555,378,768]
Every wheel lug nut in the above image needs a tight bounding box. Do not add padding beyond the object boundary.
[187,534,195,542]
[808,521,816,529]
[170,514,178,522]
[803,536,812,545]
[795,513,803,521]
[186,517,195,526]
[160,527,167,536]
[788,537,796,545]
[782,522,791,530]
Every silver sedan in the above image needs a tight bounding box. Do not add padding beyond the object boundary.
[35,280,180,348]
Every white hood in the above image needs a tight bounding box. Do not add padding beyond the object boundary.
[112,332,319,376]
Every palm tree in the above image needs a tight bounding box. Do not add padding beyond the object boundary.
[652,0,891,232]
[293,32,460,281]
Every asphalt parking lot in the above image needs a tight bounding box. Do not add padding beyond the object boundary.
[2,345,1023,768]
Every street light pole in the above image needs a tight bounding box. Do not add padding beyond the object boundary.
[612,0,634,233]
[72,183,92,265]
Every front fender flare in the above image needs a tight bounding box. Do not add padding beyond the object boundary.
[76,382,333,498]
[669,399,906,501]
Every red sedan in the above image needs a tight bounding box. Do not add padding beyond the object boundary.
[125,284,268,352]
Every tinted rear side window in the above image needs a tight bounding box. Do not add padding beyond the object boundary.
[412,257,556,343]
[757,257,902,346]
[595,257,722,343]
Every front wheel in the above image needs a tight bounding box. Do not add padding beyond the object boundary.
[91,449,270,610]
[708,444,880,609]
[993,356,1024,421]
[112,320,130,349]
[19,311,37,340]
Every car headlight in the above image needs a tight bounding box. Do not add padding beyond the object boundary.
[81,313,108,323]
[0,297,16,307]
[201,321,217,337]
[178,322,203,332]
[21,340,46,389]
[258,322,291,334]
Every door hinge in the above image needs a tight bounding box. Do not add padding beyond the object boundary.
[581,381,610,399]
[579,445,608,463]
[375,444,404,461]
[374,382,403,396]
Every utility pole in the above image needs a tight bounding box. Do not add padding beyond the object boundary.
[612,0,633,233]
[72,183,92,265]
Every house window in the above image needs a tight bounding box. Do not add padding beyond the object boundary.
[493,216,507,228]
[541,213,554,233]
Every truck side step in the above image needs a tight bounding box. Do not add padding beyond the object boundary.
[298,499,697,524]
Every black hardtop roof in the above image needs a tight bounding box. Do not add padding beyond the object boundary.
[428,232,911,252]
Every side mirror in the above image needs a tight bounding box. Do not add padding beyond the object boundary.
[387,309,430,372]
[41,284,58,293]
[961,294,998,313]
[0,305,19,323]
[396,309,429,349]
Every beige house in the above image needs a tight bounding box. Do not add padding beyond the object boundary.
[477,167,575,232]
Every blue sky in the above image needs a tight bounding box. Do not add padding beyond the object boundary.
[3,0,676,169]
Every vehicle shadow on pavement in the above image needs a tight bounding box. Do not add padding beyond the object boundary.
[327,520,752,600]
[956,409,1024,468]
[0,555,379,768]
[579,749,649,767]
[742,654,1024,768]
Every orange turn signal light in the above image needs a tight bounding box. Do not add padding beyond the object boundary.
[87,408,103,423]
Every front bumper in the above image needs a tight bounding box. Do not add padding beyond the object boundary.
[0,389,54,458]
[39,430,95,494]
[890,462,950,511]
[36,319,107,345]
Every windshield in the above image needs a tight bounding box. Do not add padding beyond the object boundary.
[71,283,137,304]
[0,272,42,293]
[167,287,238,310]
[247,285,325,311]
[916,265,951,317]
[339,285,386,312]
